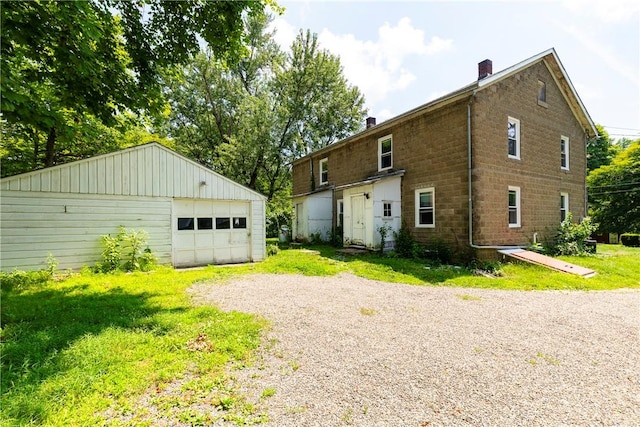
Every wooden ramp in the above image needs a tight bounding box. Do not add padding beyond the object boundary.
[498,249,596,278]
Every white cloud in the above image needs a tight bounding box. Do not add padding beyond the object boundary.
[562,0,640,23]
[375,108,394,124]
[271,16,453,110]
[316,18,453,107]
[271,17,297,50]
[561,24,639,87]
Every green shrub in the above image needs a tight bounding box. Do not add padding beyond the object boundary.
[267,244,280,256]
[553,212,598,256]
[377,223,392,254]
[621,233,640,247]
[97,226,156,272]
[0,254,58,290]
[394,224,415,258]
[424,239,453,264]
[330,226,344,247]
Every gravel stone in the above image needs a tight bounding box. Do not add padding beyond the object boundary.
[188,273,640,426]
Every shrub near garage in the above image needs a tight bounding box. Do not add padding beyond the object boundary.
[620,233,640,247]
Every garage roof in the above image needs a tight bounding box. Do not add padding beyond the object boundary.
[0,143,265,201]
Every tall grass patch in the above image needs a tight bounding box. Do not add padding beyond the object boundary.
[1,267,265,426]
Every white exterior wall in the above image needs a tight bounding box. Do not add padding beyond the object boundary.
[372,176,402,250]
[0,144,266,271]
[291,190,333,241]
[1,191,172,271]
[343,176,402,250]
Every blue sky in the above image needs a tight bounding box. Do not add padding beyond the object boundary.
[270,0,640,141]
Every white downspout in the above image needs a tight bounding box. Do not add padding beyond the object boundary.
[467,99,523,250]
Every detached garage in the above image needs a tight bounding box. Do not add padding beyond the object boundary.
[0,143,266,271]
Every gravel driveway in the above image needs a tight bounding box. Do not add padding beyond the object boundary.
[189,273,640,426]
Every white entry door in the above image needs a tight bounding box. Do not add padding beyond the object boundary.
[351,195,365,245]
[173,199,251,267]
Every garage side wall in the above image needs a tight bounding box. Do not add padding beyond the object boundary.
[1,191,172,271]
[251,200,266,261]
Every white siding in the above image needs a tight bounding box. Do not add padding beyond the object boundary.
[0,144,266,271]
[0,144,264,201]
[291,190,333,241]
[1,191,172,271]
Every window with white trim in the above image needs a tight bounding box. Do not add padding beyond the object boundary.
[319,158,328,185]
[560,136,569,170]
[415,188,435,228]
[560,192,569,222]
[508,117,520,159]
[337,199,344,227]
[508,186,521,228]
[378,135,393,171]
[383,201,392,218]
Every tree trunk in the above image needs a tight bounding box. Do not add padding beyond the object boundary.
[45,127,56,167]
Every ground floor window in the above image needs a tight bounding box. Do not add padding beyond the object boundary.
[508,186,521,228]
[383,201,392,218]
[337,199,344,227]
[415,188,435,228]
[560,192,569,222]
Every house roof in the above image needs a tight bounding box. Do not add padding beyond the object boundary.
[1,142,266,200]
[294,48,597,165]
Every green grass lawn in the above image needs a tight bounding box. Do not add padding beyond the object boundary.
[1,243,638,426]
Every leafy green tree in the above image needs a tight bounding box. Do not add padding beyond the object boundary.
[1,0,270,172]
[587,139,640,234]
[163,13,366,234]
[587,124,617,172]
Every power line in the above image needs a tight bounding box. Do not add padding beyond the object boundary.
[587,181,640,189]
[589,187,640,196]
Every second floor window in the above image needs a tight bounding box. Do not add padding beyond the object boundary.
[508,117,520,159]
[561,136,569,170]
[319,158,328,185]
[378,135,393,171]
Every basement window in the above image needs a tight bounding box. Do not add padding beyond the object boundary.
[197,217,213,230]
[177,217,194,230]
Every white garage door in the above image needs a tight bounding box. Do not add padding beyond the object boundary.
[173,199,251,267]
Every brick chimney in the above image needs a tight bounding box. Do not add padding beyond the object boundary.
[366,117,376,129]
[478,59,492,80]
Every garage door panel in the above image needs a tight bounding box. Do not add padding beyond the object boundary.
[173,199,251,267]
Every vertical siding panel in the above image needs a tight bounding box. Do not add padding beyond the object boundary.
[159,150,167,196]
[70,164,80,193]
[105,155,114,194]
[20,176,30,191]
[187,163,194,198]
[113,153,121,195]
[9,179,19,190]
[152,147,160,196]
[41,170,51,192]
[30,175,40,192]
[130,151,138,196]
[50,169,60,192]
[168,154,175,196]
[179,159,186,197]
[79,162,89,193]
[97,158,106,194]
[88,160,98,194]
[121,152,130,195]
[139,147,146,195]
[60,167,69,192]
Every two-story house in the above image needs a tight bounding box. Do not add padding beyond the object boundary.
[291,48,597,258]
